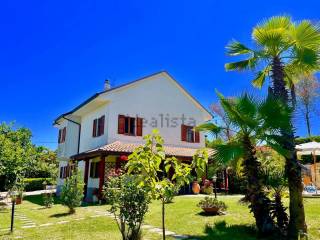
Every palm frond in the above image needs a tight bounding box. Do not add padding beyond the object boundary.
[195,122,221,137]
[225,57,258,71]
[252,65,271,88]
[289,20,320,50]
[226,40,253,56]
[212,142,244,165]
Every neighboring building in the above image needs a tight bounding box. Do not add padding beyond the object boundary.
[54,71,212,201]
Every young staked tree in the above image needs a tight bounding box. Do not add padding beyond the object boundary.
[295,74,319,136]
[197,93,291,235]
[225,16,320,239]
[127,129,207,240]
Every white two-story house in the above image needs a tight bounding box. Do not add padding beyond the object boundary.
[54,71,212,201]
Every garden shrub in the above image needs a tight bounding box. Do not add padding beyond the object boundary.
[24,178,54,191]
[105,175,150,240]
[60,170,84,213]
[201,179,213,195]
[42,192,54,208]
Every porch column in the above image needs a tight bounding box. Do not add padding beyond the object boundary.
[83,159,89,197]
[98,156,106,197]
[224,168,229,194]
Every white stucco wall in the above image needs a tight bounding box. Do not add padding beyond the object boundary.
[56,120,80,159]
[104,73,208,148]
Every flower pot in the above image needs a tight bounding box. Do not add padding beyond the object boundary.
[192,181,200,194]
[15,197,22,205]
[202,207,220,215]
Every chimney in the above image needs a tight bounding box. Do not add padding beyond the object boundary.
[104,79,111,91]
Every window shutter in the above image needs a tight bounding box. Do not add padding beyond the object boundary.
[98,115,105,136]
[136,117,143,136]
[195,130,200,143]
[58,130,61,143]
[62,127,66,143]
[118,115,125,134]
[92,119,97,137]
[181,124,187,141]
[60,167,63,178]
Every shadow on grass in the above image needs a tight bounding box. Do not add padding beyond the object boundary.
[50,212,73,218]
[188,221,275,240]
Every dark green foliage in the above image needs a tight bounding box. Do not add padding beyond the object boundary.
[24,178,54,191]
[42,192,54,208]
[106,175,150,240]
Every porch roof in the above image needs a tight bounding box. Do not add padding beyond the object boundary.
[71,141,214,160]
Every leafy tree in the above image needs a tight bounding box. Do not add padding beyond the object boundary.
[105,175,150,240]
[127,129,204,240]
[0,122,34,189]
[225,16,320,238]
[197,93,291,235]
[295,74,319,136]
[60,169,84,213]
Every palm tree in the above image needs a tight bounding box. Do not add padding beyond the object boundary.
[197,93,291,235]
[225,16,320,239]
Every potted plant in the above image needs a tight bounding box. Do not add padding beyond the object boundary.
[192,178,201,194]
[15,189,24,205]
[197,196,227,215]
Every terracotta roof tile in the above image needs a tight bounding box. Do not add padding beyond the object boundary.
[79,141,214,158]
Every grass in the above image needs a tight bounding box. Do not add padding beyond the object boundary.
[0,194,319,239]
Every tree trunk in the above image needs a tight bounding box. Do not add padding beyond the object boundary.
[271,56,307,239]
[242,135,274,235]
[306,110,311,137]
[162,199,166,240]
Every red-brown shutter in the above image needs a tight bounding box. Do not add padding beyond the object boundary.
[62,127,66,143]
[195,130,200,143]
[118,115,125,134]
[181,124,187,141]
[92,119,97,137]
[98,115,105,136]
[136,117,143,136]
[58,129,61,143]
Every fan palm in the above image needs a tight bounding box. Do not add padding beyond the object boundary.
[225,16,320,238]
[197,93,291,235]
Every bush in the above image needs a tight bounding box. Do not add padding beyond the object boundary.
[198,196,227,212]
[105,175,150,240]
[60,170,84,213]
[201,179,213,195]
[24,178,54,192]
[42,192,54,208]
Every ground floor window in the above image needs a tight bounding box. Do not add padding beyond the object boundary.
[90,161,99,178]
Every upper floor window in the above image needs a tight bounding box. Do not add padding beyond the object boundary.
[118,115,143,136]
[92,115,105,137]
[58,127,66,143]
[181,124,200,143]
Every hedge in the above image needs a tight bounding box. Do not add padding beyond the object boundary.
[24,178,54,192]
[295,136,320,145]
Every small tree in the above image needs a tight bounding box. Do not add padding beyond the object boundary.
[295,74,319,137]
[60,169,84,213]
[105,175,150,240]
[127,129,204,240]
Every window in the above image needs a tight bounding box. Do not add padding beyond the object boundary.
[58,127,66,143]
[92,115,105,137]
[118,115,143,136]
[60,165,75,179]
[181,124,200,143]
[90,162,99,178]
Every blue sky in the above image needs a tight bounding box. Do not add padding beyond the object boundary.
[1,0,319,149]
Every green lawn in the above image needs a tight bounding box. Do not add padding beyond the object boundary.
[0,194,319,240]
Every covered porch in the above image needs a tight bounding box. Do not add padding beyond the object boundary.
[71,141,223,202]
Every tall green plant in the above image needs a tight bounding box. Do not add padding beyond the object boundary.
[60,169,84,213]
[197,93,291,235]
[127,129,206,240]
[225,16,320,238]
